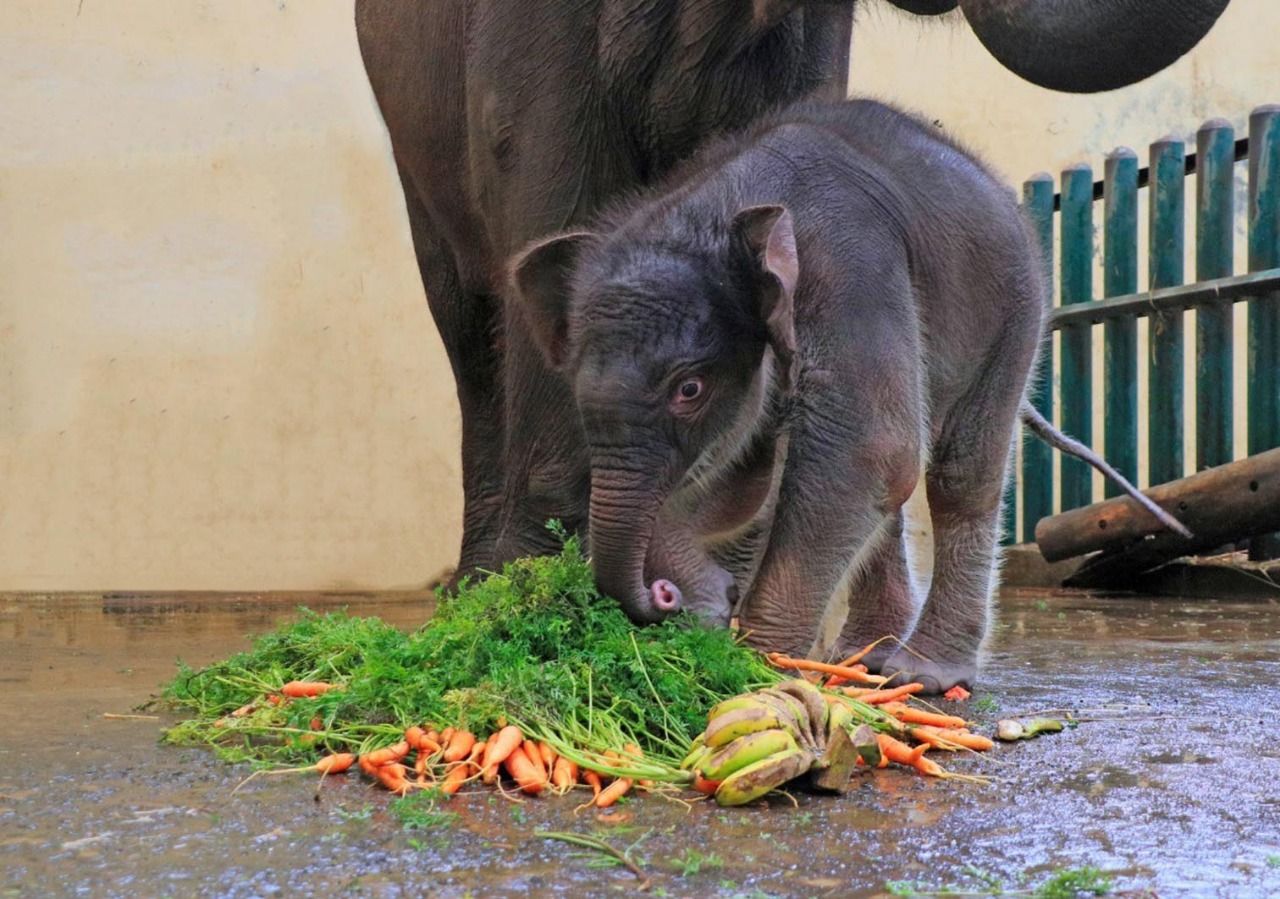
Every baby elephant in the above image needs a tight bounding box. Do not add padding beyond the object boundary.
[510,100,1044,693]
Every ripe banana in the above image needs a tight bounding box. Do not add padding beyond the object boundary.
[749,691,812,748]
[704,704,800,749]
[706,693,776,722]
[680,734,708,769]
[713,747,814,807]
[774,679,829,748]
[699,728,799,782]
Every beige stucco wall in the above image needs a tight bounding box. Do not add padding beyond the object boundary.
[1,1,1274,590]
[0,1,460,590]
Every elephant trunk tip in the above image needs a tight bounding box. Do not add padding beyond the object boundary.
[649,579,682,613]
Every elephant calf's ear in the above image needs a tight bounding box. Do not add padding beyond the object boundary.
[509,232,593,370]
[732,205,798,389]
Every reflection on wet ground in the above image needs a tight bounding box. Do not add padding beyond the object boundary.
[2,589,1278,897]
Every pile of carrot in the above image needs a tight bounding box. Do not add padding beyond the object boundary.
[766,646,995,781]
[254,650,999,800]
[265,692,649,807]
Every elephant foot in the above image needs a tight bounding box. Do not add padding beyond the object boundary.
[879,647,977,696]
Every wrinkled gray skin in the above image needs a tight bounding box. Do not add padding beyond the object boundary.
[354,0,1229,584]
[512,100,1046,693]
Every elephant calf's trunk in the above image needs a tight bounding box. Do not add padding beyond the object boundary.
[589,478,679,624]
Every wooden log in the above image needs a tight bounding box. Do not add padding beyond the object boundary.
[1036,447,1280,563]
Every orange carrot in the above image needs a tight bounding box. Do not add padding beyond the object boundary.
[551,757,578,793]
[483,726,523,780]
[440,762,470,795]
[363,740,410,767]
[877,733,943,777]
[313,752,356,775]
[444,730,477,763]
[486,726,523,764]
[405,726,427,749]
[523,739,544,775]
[231,702,256,718]
[912,726,994,752]
[538,741,557,775]
[424,728,441,745]
[943,685,971,702]
[582,770,603,800]
[596,777,632,808]
[882,703,969,729]
[846,682,925,705]
[835,637,892,669]
[766,653,888,686]
[503,746,547,795]
[414,751,430,785]
[376,762,411,794]
[280,681,336,698]
[440,726,456,747]
[692,774,720,795]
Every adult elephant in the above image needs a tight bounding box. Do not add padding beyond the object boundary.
[354,0,1230,583]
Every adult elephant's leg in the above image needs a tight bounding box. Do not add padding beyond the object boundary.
[399,172,505,579]
[832,509,921,672]
[492,319,591,563]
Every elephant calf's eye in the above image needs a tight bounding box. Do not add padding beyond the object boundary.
[671,376,704,407]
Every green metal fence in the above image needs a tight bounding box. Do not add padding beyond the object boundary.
[1007,104,1280,548]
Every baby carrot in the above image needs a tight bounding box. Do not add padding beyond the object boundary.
[440,762,470,795]
[363,740,410,767]
[912,726,994,752]
[596,777,632,808]
[846,682,925,705]
[877,733,942,777]
[551,757,578,793]
[582,770,603,800]
[504,746,547,795]
[313,752,356,775]
[538,741,557,775]
[834,637,894,668]
[766,653,888,685]
[377,762,412,794]
[881,703,969,729]
[523,739,544,776]
[692,773,720,795]
[280,681,336,698]
[443,730,476,763]
[483,726,523,780]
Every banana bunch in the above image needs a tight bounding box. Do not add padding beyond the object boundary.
[682,679,861,806]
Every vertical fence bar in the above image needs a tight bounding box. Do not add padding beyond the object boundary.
[1103,149,1139,494]
[1248,104,1280,560]
[1148,137,1186,486]
[1195,120,1235,471]
[1020,173,1055,542]
[1060,164,1094,511]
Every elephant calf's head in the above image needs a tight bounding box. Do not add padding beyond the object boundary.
[509,205,800,625]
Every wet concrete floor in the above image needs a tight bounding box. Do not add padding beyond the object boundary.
[2,589,1279,898]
